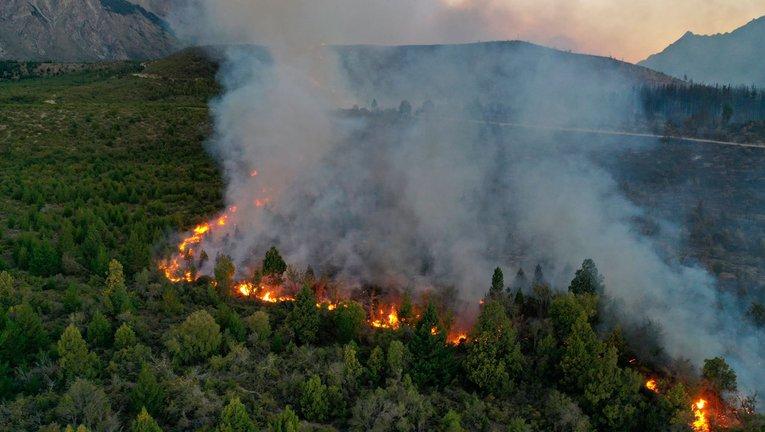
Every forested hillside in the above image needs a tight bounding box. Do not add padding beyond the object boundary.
[0,49,762,431]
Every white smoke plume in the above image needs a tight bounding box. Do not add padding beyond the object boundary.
[169,1,763,399]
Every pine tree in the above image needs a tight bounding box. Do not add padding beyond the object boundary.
[442,410,465,432]
[465,300,524,394]
[407,303,455,387]
[334,301,366,343]
[0,303,49,367]
[0,271,13,306]
[511,268,527,293]
[387,340,406,381]
[490,267,504,297]
[271,405,299,432]
[131,364,164,416]
[214,254,235,292]
[300,375,329,422]
[131,407,163,432]
[702,357,737,394]
[367,346,385,384]
[87,310,111,348]
[342,343,363,389]
[105,259,131,313]
[123,225,151,276]
[286,286,319,344]
[568,259,604,295]
[114,323,138,350]
[57,324,99,380]
[217,397,256,432]
[262,246,287,277]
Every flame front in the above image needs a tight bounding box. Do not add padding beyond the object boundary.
[692,399,709,432]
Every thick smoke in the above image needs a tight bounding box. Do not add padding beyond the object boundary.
[171,2,763,399]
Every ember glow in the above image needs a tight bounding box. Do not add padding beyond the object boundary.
[645,378,658,393]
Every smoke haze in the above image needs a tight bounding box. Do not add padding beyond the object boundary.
[171,1,763,400]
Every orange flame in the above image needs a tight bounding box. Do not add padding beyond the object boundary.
[371,305,400,329]
[692,399,710,432]
[236,281,254,297]
[448,333,468,345]
[645,379,658,393]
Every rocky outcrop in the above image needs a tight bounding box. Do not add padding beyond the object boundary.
[0,0,178,61]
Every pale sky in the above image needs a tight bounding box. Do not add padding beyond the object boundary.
[443,0,765,62]
[176,0,765,63]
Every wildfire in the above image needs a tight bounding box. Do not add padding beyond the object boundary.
[692,399,710,432]
[236,281,255,297]
[235,282,296,303]
[645,378,658,393]
[448,333,468,345]
[370,305,400,329]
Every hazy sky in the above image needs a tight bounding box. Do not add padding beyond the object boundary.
[445,0,765,62]
[175,0,765,63]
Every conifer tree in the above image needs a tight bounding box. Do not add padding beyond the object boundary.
[286,286,319,344]
[263,246,287,277]
[217,397,256,432]
[271,406,299,432]
[131,364,164,416]
[408,303,455,387]
[568,259,604,295]
[131,407,163,432]
[490,267,504,296]
[57,324,99,380]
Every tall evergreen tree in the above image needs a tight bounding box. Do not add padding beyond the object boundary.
[217,397,256,432]
[465,300,524,394]
[568,259,604,295]
[407,303,455,387]
[263,246,287,277]
[131,364,164,416]
[490,267,504,297]
[57,324,99,380]
[131,407,163,432]
[286,286,319,344]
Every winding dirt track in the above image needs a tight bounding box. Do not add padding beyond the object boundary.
[438,117,765,150]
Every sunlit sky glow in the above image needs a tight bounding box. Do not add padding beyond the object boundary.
[442,0,765,62]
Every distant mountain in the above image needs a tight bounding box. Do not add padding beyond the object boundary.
[0,0,178,61]
[639,16,765,88]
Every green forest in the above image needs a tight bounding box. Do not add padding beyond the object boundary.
[0,50,762,432]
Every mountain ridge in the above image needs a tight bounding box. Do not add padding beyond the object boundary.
[639,16,765,87]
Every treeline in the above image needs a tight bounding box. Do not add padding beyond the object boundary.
[641,84,765,126]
